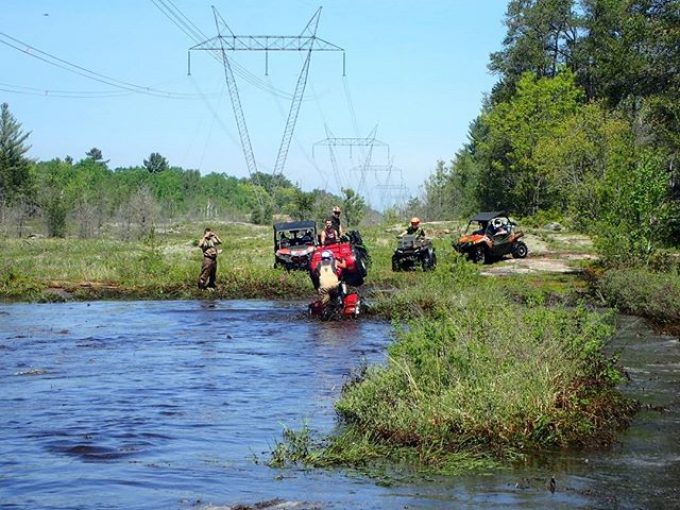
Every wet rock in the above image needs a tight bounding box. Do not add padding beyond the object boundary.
[543,222,563,231]
[15,368,48,376]
[203,500,322,510]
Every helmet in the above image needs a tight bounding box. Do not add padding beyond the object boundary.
[321,250,333,260]
[333,206,341,214]
[410,217,420,226]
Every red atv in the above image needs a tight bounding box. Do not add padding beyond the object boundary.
[273,220,318,271]
[308,231,369,289]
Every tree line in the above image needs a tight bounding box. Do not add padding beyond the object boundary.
[0,101,367,239]
[414,0,679,266]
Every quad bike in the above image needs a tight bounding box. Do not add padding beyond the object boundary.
[453,211,528,264]
[308,230,370,289]
[391,235,437,271]
[273,220,317,271]
[308,283,361,321]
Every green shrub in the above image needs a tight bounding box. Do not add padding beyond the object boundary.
[597,268,680,324]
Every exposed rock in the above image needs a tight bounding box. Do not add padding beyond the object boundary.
[202,500,322,510]
[543,222,563,231]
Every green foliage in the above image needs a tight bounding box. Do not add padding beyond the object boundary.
[0,103,32,208]
[289,190,316,220]
[341,187,366,227]
[85,147,107,165]
[596,267,680,325]
[143,152,169,173]
[594,149,677,266]
[490,0,577,82]
[480,70,583,215]
[337,295,629,456]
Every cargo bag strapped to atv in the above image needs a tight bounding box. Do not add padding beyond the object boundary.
[391,235,437,271]
[453,211,528,264]
[273,220,318,271]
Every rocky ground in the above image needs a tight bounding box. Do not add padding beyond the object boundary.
[480,229,595,276]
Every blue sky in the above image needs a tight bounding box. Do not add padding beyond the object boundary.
[2,0,508,209]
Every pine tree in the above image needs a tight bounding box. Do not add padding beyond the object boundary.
[143,152,169,173]
[0,103,32,211]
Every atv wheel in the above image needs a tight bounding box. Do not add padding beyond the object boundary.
[356,253,368,277]
[422,250,437,271]
[473,245,487,264]
[511,241,528,259]
[391,256,401,272]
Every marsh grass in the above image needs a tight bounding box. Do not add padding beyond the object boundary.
[595,267,680,325]
[0,223,312,301]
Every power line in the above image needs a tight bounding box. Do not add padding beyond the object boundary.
[0,81,133,98]
[151,0,306,101]
[0,31,208,99]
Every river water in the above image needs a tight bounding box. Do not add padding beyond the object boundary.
[0,301,678,509]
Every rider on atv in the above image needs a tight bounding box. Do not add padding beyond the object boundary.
[400,217,427,238]
[320,218,340,246]
[312,250,347,305]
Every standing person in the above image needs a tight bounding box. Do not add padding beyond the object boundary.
[399,217,426,238]
[198,228,222,289]
[320,217,339,245]
[313,250,347,305]
[331,205,344,236]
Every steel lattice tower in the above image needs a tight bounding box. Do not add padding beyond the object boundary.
[189,7,344,178]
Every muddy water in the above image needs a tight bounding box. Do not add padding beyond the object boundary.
[1,302,678,509]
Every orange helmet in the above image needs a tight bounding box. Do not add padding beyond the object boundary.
[410,217,420,226]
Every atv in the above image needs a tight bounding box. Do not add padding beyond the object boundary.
[309,230,370,289]
[273,220,318,271]
[453,211,528,264]
[391,234,437,271]
[308,283,361,321]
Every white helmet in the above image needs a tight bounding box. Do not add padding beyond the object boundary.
[321,250,333,260]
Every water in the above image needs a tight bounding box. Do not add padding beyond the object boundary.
[1,301,678,509]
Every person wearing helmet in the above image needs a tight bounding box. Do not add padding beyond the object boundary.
[313,249,347,305]
[331,205,344,236]
[320,217,340,245]
[400,217,426,238]
[489,217,508,237]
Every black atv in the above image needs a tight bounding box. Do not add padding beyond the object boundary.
[391,235,437,271]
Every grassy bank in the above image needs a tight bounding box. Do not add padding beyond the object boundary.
[594,267,680,329]
[0,222,313,301]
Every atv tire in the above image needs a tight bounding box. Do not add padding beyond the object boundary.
[391,256,401,272]
[422,250,437,271]
[511,241,528,259]
[472,245,487,264]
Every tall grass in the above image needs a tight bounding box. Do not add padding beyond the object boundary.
[337,294,632,458]
[596,268,680,325]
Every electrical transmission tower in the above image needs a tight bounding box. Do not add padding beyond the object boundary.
[313,126,390,194]
[376,183,410,209]
[348,163,407,210]
[189,7,344,179]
